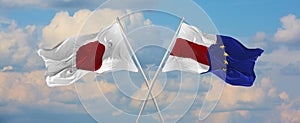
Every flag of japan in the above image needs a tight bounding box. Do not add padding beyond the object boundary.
[38,23,138,87]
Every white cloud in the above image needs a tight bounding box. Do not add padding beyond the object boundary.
[0,19,43,70]
[186,75,296,123]
[252,32,269,48]
[200,110,253,123]
[261,47,300,66]
[278,97,300,123]
[71,73,119,102]
[218,85,265,109]
[40,8,151,48]
[274,14,300,42]
[279,92,289,102]
[0,70,120,116]
[196,111,231,123]
[7,82,40,102]
[1,65,13,72]
[130,80,165,108]
[254,32,267,42]
[189,77,282,122]
[124,10,152,30]
[281,109,300,123]
[0,71,78,109]
[0,71,51,103]
[192,78,272,113]
[236,110,250,119]
[40,9,122,48]
[0,19,36,67]
[112,110,122,116]
[260,77,279,99]
[216,77,283,111]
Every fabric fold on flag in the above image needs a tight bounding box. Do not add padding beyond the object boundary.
[162,23,216,74]
[38,23,138,87]
[162,23,263,87]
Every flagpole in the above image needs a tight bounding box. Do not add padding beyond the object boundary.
[116,17,165,123]
[136,17,185,123]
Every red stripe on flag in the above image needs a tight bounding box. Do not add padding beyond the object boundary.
[170,38,210,66]
[76,41,105,71]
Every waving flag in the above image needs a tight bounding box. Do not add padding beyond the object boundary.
[162,23,216,74]
[38,23,138,87]
[162,23,263,87]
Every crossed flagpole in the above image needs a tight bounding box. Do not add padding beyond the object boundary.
[116,17,164,123]
[116,17,184,123]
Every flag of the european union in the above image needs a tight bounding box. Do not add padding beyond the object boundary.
[207,35,264,87]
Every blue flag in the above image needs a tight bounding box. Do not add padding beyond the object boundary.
[207,35,264,87]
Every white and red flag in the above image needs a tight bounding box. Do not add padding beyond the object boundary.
[38,23,138,87]
[162,23,216,74]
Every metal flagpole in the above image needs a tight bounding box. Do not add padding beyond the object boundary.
[116,17,165,123]
[135,17,185,123]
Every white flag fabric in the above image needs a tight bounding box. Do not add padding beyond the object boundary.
[162,23,216,74]
[38,23,138,87]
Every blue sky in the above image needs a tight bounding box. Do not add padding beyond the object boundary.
[197,0,300,36]
[1,0,300,123]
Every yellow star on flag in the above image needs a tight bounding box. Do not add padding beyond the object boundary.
[224,52,229,57]
[224,60,229,65]
[220,45,225,49]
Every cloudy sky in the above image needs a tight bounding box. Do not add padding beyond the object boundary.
[1,0,300,123]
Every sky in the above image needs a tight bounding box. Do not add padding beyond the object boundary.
[0,0,300,123]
